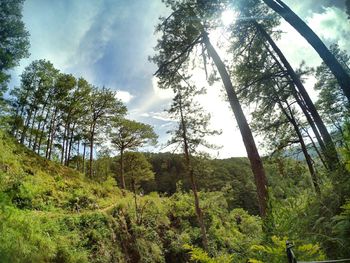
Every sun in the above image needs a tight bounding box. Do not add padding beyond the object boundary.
[221,9,236,26]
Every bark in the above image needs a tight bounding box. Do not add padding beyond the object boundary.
[262,0,350,101]
[203,32,268,217]
[254,21,340,170]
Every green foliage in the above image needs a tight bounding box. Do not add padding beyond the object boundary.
[118,151,154,191]
[314,44,349,133]
[0,0,30,105]
[2,126,350,261]
[183,244,234,263]
[332,200,350,257]
[250,236,325,263]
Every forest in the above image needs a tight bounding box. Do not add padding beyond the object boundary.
[0,0,350,262]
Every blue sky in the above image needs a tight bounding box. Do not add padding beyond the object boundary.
[8,0,350,157]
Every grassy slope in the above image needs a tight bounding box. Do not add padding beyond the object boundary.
[0,131,262,263]
[0,130,130,262]
[0,131,326,263]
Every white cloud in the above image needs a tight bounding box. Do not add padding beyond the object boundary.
[115,90,134,104]
[307,7,350,52]
[141,111,174,122]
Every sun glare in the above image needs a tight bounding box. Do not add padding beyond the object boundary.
[221,9,236,26]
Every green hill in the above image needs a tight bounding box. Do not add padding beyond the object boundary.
[0,130,263,262]
[0,130,330,262]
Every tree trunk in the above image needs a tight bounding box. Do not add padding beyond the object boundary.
[77,138,80,170]
[262,0,350,101]
[61,123,67,165]
[178,92,209,251]
[203,32,268,217]
[20,108,33,144]
[33,100,49,152]
[277,99,320,194]
[48,119,57,160]
[67,123,76,167]
[36,109,50,155]
[120,149,126,189]
[28,108,38,148]
[82,142,86,174]
[64,122,71,166]
[46,108,57,159]
[303,126,327,169]
[294,93,326,155]
[254,21,340,170]
[89,124,95,178]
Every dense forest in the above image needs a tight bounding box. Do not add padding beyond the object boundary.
[1,0,350,262]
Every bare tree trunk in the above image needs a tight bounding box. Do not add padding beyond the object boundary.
[203,32,268,217]
[262,0,350,100]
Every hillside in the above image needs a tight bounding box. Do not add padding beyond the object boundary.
[0,130,329,263]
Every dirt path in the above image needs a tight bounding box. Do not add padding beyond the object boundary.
[31,201,119,218]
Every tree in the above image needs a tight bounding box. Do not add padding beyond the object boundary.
[117,151,154,224]
[252,21,339,170]
[45,73,74,160]
[10,60,59,146]
[315,44,350,138]
[262,0,350,101]
[229,0,339,171]
[88,87,126,178]
[228,6,323,192]
[110,118,157,189]
[167,78,221,251]
[153,0,269,218]
[0,0,30,107]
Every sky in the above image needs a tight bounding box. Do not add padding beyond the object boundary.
[8,0,350,158]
